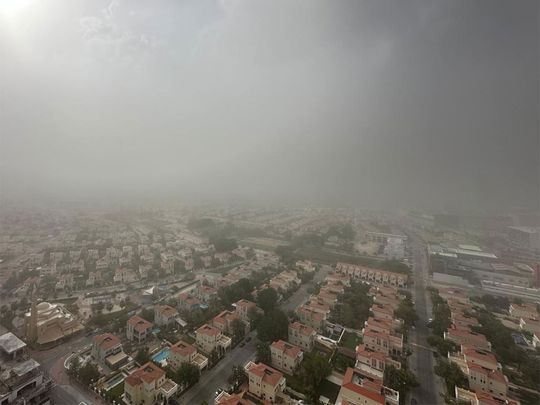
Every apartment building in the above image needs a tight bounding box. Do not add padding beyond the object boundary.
[288,322,316,351]
[124,362,177,405]
[270,340,303,374]
[336,367,399,405]
[169,340,208,371]
[154,305,179,328]
[195,324,232,355]
[245,361,286,403]
[91,333,128,369]
[126,316,153,343]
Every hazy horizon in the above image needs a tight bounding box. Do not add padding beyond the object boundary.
[1,0,539,212]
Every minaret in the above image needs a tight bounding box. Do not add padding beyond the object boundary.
[27,283,38,344]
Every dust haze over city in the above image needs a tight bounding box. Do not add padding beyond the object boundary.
[0,1,539,405]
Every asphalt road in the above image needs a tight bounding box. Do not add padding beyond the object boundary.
[408,237,443,405]
[30,335,97,405]
[179,265,331,405]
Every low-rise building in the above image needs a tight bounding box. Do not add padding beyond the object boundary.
[169,340,208,371]
[92,333,128,370]
[362,329,403,356]
[336,367,399,405]
[196,284,218,303]
[212,310,245,335]
[270,340,303,374]
[245,361,286,403]
[509,303,538,320]
[126,316,153,343]
[124,362,177,405]
[355,344,401,373]
[177,293,201,312]
[195,324,232,355]
[519,317,540,334]
[444,327,491,351]
[234,299,261,324]
[288,322,316,351]
[455,387,521,405]
[297,305,326,332]
[154,305,179,328]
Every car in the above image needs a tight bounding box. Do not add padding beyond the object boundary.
[215,389,224,397]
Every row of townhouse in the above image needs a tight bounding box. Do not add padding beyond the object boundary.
[438,288,521,404]
[508,302,540,335]
[335,262,408,287]
[362,286,405,357]
[269,270,301,293]
[336,366,399,405]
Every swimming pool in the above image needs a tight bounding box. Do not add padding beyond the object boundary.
[152,347,171,365]
[105,373,125,390]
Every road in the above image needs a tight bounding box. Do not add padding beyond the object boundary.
[408,235,443,405]
[179,265,331,405]
[30,335,100,405]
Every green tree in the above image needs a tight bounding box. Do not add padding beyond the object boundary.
[68,356,81,377]
[175,362,200,387]
[298,353,332,402]
[257,309,289,342]
[434,359,468,394]
[209,348,220,366]
[255,342,271,364]
[228,364,247,388]
[394,298,418,327]
[231,318,246,343]
[78,363,100,385]
[135,347,151,365]
[256,287,278,314]
[139,308,155,322]
[384,365,419,398]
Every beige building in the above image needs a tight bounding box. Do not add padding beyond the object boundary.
[297,305,326,332]
[444,327,491,351]
[245,361,286,403]
[288,322,316,351]
[154,305,179,328]
[25,301,83,348]
[355,344,401,374]
[195,324,232,355]
[124,362,177,405]
[212,310,246,335]
[234,299,261,324]
[126,316,153,343]
[270,340,303,374]
[455,387,521,405]
[509,303,538,320]
[336,367,399,405]
[168,340,208,371]
[91,333,128,370]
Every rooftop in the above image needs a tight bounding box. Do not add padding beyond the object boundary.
[0,333,26,355]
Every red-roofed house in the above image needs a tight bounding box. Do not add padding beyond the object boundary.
[169,340,208,371]
[270,340,303,373]
[336,367,399,405]
[245,361,286,403]
[297,305,326,332]
[212,310,248,335]
[455,387,521,405]
[362,329,403,356]
[154,305,178,328]
[195,324,232,355]
[288,322,316,351]
[91,333,128,369]
[444,327,491,351]
[124,362,177,405]
[355,344,401,373]
[234,299,262,324]
[126,316,153,343]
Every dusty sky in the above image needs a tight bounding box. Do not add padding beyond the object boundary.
[1,0,538,211]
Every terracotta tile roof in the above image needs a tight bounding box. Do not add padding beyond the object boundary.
[125,362,165,387]
[93,333,121,350]
[462,347,498,367]
[127,315,153,332]
[155,305,178,317]
[246,362,284,388]
[235,299,256,308]
[356,345,387,362]
[171,340,196,357]
[271,340,302,359]
[196,323,221,336]
[289,321,315,336]
[213,310,238,326]
[467,363,507,383]
[341,367,384,404]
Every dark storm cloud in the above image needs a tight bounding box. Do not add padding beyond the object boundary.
[0,0,538,211]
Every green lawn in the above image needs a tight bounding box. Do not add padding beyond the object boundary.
[340,331,361,350]
[107,381,124,402]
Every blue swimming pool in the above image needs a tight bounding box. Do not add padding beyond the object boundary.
[152,347,171,364]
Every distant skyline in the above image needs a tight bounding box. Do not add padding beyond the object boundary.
[1,0,538,212]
